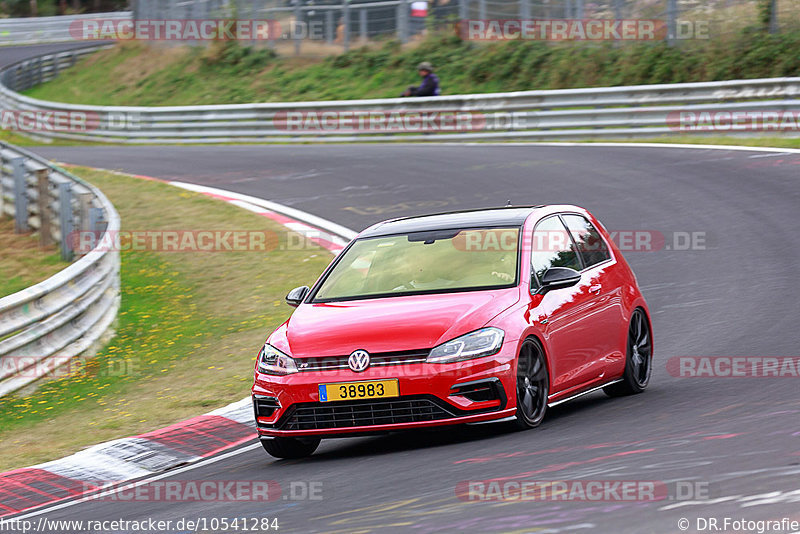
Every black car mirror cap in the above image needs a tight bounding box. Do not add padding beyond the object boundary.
[535,267,581,295]
[286,286,310,307]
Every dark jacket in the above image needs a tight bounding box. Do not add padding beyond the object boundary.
[410,73,440,97]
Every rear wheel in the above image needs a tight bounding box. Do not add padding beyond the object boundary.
[261,437,321,459]
[514,338,549,429]
[604,308,652,397]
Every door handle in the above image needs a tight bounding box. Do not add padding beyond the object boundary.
[589,284,602,294]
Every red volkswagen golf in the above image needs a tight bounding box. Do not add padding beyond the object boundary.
[252,205,652,458]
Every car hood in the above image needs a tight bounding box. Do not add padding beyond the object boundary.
[269,288,521,358]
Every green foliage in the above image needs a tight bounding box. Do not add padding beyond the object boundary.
[23,28,800,106]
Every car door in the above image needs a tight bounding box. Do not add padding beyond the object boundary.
[561,213,624,379]
[530,215,601,394]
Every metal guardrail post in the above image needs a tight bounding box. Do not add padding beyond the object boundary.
[359,7,367,43]
[57,181,74,261]
[36,167,53,248]
[89,206,104,233]
[11,158,28,234]
[35,56,43,86]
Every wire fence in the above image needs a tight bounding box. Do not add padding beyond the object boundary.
[125,0,797,53]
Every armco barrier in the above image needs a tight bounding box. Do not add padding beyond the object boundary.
[0,13,131,46]
[1,45,799,143]
[0,142,120,397]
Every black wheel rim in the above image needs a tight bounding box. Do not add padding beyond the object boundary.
[629,309,652,387]
[516,341,548,424]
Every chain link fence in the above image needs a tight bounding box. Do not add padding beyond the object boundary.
[126,0,796,53]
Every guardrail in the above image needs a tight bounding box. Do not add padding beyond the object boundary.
[0,142,120,397]
[1,46,800,144]
[0,12,131,46]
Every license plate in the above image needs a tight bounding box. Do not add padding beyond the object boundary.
[318,379,399,402]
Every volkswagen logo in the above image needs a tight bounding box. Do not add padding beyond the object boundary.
[348,350,370,372]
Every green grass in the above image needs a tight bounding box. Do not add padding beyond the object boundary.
[22,25,800,107]
[0,167,332,471]
[0,218,66,298]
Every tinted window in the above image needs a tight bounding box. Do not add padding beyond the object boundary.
[562,214,611,268]
[312,227,520,302]
[531,216,582,283]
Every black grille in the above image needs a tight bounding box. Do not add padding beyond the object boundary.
[253,396,280,418]
[296,349,429,372]
[280,397,455,430]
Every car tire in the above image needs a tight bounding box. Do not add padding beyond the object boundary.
[604,308,652,397]
[261,437,321,459]
[514,338,549,429]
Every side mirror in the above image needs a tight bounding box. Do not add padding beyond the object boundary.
[285,286,310,307]
[536,267,581,294]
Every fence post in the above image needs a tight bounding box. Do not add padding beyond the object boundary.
[293,1,302,55]
[576,0,584,19]
[769,0,778,33]
[459,0,467,20]
[326,9,334,45]
[359,7,367,43]
[57,181,74,261]
[667,0,678,45]
[397,0,409,43]
[613,0,623,19]
[343,1,350,52]
[11,158,28,234]
[478,0,485,21]
[36,168,53,248]
[519,0,530,20]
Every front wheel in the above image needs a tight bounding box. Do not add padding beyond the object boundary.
[604,308,652,397]
[514,338,549,429]
[261,437,321,459]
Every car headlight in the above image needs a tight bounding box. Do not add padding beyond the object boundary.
[257,344,299,375]
[426,327,505,364]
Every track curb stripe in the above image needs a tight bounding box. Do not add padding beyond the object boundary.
[0,169,356,518]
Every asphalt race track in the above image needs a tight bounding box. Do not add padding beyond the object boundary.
[4,44,800,534]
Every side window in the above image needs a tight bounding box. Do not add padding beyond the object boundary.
[531,216,582,283]
[562,214,611,268]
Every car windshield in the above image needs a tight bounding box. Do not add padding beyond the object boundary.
[312,227,520,302]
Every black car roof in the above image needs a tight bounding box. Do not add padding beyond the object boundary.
[359,206,543,237]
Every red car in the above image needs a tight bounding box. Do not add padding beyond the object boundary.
[252,205,652,458]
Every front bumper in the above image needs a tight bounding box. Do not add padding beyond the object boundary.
[252,347,517,438]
